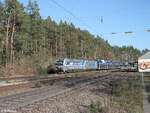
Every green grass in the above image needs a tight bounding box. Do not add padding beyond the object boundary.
[5,80,11,83]
[111,73,143,113]
[33,81,55,88]
[43,81,55,86]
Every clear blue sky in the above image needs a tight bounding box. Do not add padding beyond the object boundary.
[9,0,150,50]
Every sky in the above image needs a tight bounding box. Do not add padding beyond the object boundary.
[5,0,150,51]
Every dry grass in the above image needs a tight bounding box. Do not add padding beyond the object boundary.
[110,73,143,113]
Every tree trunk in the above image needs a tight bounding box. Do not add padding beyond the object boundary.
[69,31,71,58]
[10,15,16,64]
[94,45,98,59]
[51,45,52,57]
[35,40,37,54]
[55,34,57,58]
[5,16,10,66]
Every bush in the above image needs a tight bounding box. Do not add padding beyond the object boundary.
[36,65,47,75]
[34,81,42,88]
[89,101,107,113]
[6,80,11,83]
[44,81,55,86]
[47,64,56,74]
[0,71,4,77]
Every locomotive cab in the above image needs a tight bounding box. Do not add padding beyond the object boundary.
[55,58,67,72]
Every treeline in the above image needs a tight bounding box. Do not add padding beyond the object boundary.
[0,0,146,71]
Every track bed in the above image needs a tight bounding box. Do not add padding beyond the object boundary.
[0,71,130,113]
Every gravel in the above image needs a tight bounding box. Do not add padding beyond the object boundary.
[16,77,114,113]
[1,72,127,113]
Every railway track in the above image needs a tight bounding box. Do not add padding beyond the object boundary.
[0,75,68,82]
[0,71,113,92]
[0,72,82,82]
[0,69,120,82]
[0,72,126,112]
[0,76,79,93]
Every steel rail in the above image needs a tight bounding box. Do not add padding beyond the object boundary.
[0,72,119,112]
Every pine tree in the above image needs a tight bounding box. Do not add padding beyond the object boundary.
[0,0,143,73]
[0,1,5,65]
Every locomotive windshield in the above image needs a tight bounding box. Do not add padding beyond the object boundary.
[55,59,64,66]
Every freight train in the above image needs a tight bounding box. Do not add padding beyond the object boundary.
[55,58,128,73]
